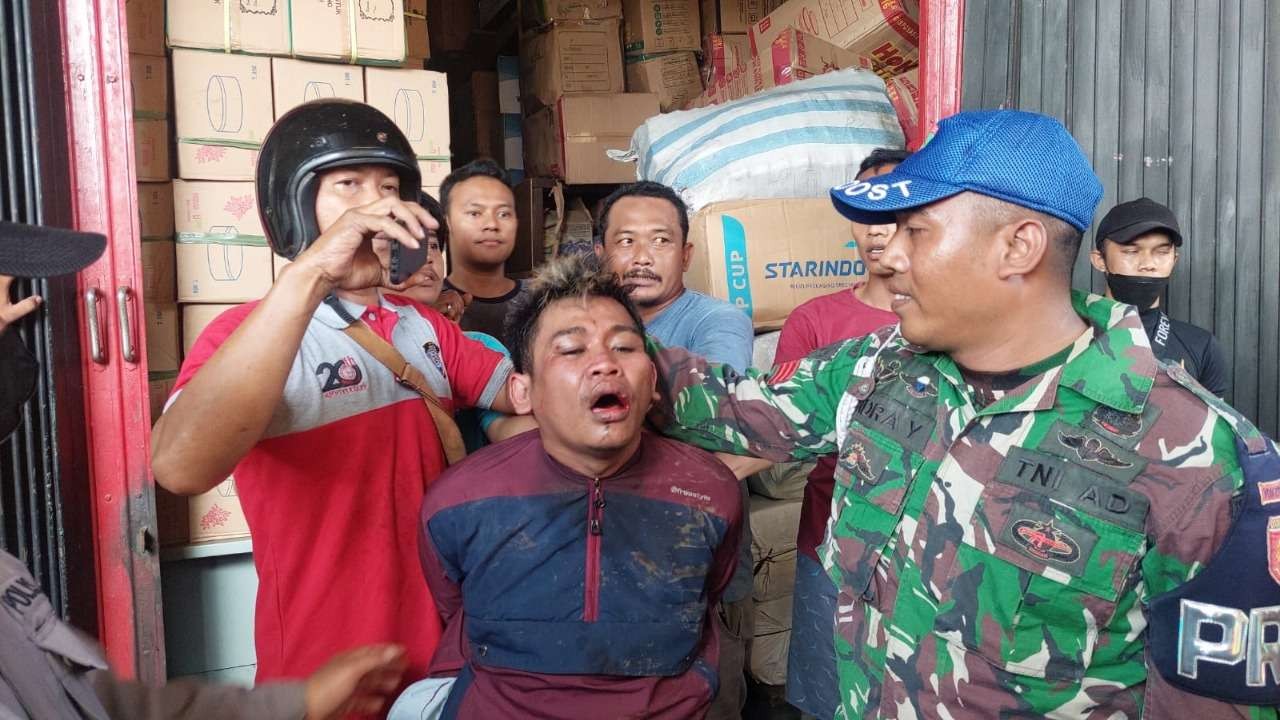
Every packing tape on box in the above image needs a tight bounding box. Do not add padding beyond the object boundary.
[177,231,268,246]
[177,137,263,151]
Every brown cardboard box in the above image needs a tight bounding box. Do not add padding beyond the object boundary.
[699,61,751,107]
[144,301,181,372]
[623,0,700,54]
[749,0,919,66]
[172,50,272,181]
[702,33,750,87]
[523,93,657,184]
[141,240,177,303]
[166,0,291,55]
[625,52,703,112]
[420,161,451,190]
[156,478,250,546]
[472,71,503,161]
[134,118,171,182]
[173,180,272,303]
[138,182,174,239]
[519,19,624,114]
[685,198,865,329]
[181,303,239,356]
[291,0,406,64]
[271,58,365,120]
[525,0,623,24]
[405,0,431,63]
[129,54,168,119]
[700,0,780,34]
[885,67,920,140]
[365,68,451,164]
[750,27,865,92]
[125,0,165,56]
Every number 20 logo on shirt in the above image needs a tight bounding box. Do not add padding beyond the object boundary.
[839,178,912,202]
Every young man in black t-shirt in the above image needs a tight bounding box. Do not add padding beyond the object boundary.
[1090,197,1229,396]
[440,159,527,341]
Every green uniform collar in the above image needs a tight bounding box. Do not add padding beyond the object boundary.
[919,292,1157,416]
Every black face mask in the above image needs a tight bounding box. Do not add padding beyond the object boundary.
[1105,273,1168,310]
[0,330,38,442]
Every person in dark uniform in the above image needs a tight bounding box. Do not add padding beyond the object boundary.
[1090,197,1229,396]
[0,221,409,719]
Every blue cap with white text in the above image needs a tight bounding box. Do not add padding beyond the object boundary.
[830,110,1103,231]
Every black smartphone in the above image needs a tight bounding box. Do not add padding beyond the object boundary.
[389,237,430,285]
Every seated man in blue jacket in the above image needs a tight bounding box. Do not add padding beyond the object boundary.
[417,254,743,719]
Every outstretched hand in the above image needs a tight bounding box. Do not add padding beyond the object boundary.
[303,644,408,720]
[0,275,42,335]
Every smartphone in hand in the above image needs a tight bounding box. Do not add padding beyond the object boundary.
[389,240,430,285]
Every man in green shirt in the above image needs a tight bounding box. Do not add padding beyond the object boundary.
[646,110,1278,719]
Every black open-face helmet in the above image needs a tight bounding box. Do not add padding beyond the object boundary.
[256,99,421,260]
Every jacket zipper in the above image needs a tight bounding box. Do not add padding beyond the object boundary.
[584,476,604,622]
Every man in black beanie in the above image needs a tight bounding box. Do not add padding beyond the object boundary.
[1090,197,1229,397]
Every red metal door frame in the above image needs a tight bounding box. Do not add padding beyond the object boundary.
[58,0,164,681]
[917,0,965,148]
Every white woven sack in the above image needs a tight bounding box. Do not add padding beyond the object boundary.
[612,68,905,213]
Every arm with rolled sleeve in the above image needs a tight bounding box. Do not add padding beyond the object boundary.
[646,335,869,463]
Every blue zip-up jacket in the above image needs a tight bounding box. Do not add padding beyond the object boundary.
[418,430,743,719]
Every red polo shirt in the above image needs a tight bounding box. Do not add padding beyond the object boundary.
[170,294,511,687]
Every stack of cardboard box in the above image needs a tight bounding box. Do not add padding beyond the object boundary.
[518,0,659,185]
[687,0,921,139]
[621,0,705,112]
[125,0,446,547]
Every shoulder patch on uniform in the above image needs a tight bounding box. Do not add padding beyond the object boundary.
[767,359,800,385]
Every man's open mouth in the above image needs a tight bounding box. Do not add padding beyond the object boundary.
[589,389,632,422]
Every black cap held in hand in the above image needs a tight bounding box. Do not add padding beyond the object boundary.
[0,221,106,277]
[1095,197,1183,250]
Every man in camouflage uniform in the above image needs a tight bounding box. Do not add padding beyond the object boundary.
[646,110,1280,718]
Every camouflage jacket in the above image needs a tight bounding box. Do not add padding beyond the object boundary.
[649,292,1277,719]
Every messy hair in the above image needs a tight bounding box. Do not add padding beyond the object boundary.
[505,254,646,374]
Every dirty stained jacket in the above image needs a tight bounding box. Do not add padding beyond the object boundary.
[0,550,304,720]
[648,292,1279,719]
[418,430,743,719]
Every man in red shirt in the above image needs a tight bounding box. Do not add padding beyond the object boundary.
[151,100,515,691]
[773,148,907,719]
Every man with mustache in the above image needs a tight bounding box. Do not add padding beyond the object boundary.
[773,147,908,720]
[594,181,757,719]
[416,255,743,719]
